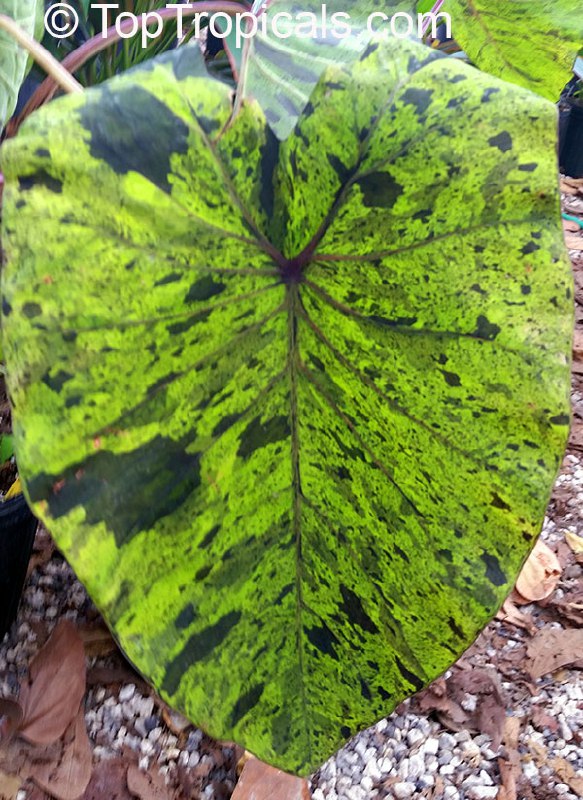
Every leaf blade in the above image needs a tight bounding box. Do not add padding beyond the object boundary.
[1,39,572,774]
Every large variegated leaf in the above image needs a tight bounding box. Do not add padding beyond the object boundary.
[444,0,583,101]
[1,41,572,773]
[0,0,41,127]
[237,1,417,138]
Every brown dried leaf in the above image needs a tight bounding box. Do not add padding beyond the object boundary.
[126,765,173,800]
[160,707,190,737]
[573,330,583,358]
[231,759,310,800]
[569,421,583,452]
[528,738,548,767]
[80,761,132,800]
[414,668,506,748]
[29,706,92,800]
[0,769,21,800]
[19,621,86,746]
[85,665,144,689]
[77,623,117,659]
[565,233,583,251]
[0,698,23,743]
[530,706,559,734]
[26,530,55,580]
[515,541,561,603]
[562,176,583,191]
[526,627,583,679]
[496,598,537,633]
[550,757,583,795]
[0,738,35,777]
[413,677,469,729]
[561,179,581,195]
[565,532,583,555]
[498,714,521,800]
[26,788,51,800]
[452,668,507,749]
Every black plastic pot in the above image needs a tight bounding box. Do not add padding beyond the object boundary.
[0,493,37,640]
[560,98,583,179]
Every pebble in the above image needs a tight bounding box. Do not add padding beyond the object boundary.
[406,728,424,747]
[443,787,460,800]
[439,733,457,750]
[119,683,135,703]
[407,753,425,781]
[467,787,498,800]
[392,781,416,799]
[423,737,439,756]
[363,758,381,782]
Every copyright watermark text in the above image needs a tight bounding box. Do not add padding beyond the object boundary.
[44,3,452,49]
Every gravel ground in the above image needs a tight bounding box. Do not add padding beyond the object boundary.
[0,186,582,800]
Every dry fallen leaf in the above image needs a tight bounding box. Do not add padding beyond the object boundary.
[160,706,191,737]
[569,421,583,452]
[515,540,561,603]
[561,178,581,195]
[498,754,517,786]
[26,527,55,580]
[231,759,310,800]
[496,598,536,634]
[79,760,132,800]
[562,176,583,191]
[29,706,92,800]
[413,677,469,729]
[19,620,86,746]
[80,758,135,800]
[497,716,522,800]
[526,627,583,679]
[126,765,173,800]
[528,738,548,768]
[565,233,583,251]
[414,667,506,749]
[0,769,21,800]
[77,622,117,659]
[550,757,583,795]
[529,706,559,734]
[565,532,583,555]
[26,787,51,800]
[0,698,24,744]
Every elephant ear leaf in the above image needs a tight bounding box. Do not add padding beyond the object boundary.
[0,39,572,774]
[236,0,418,139]
[444,0,583,101]
[0,0,42,127]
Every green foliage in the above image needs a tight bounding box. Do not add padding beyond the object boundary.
[0,0,42,126]
[237,1,417,139]
[40,0,197,86]
[0,433,14,464]
[0,36,572,773]
[443,0,583,101]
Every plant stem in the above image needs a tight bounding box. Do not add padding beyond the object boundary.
[421,0,445,38]
[7,0,248,134]
[0,14,82,95]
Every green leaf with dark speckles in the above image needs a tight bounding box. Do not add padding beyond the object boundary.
[237,1,418,139]
[443,0,583,101]
[0,39,572,774]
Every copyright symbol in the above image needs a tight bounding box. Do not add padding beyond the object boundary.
[44,3,79,39]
